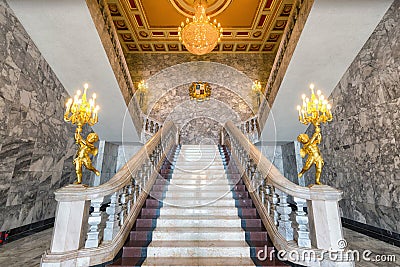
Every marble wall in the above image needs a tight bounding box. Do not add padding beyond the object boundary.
[147,83,254,144]
[281,141,305,186]
[308,1,399,233]
[0,1,91,231]
[256,143,284,174]
[90,141,119,186]
[127,53,273,141]
[126,53,274,86]
[116,142,143,171]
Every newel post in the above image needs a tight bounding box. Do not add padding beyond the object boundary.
[307,185,344,251]
[50,185,90,253]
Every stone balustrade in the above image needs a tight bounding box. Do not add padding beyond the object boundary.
[40,122,178,267]
[239,116,260,144]
[223,121,354,267]
[141,116,163,143]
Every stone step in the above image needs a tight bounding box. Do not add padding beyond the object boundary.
[156,185,234,192]
[144,198,253,208]
[144,240,251,258]
[130,228,247,241]
[136,218,242,229]
[152,184,246,191]
[163,191,233,198]
[111,257,288,267]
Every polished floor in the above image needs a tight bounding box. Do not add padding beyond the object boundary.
[0,227,398,266]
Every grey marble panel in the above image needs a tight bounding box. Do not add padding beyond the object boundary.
[303,1,400,233]
[0,1,92,231]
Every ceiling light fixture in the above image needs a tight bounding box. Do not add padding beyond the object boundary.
[178,0,223,55]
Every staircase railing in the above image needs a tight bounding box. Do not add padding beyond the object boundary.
[238,115,260,144]
[223,121,354,267]
[41,121,178,267]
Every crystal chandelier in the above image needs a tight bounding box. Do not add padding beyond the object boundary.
[178,1,223,55]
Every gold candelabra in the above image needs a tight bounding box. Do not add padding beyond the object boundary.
[297,83,332,126]
[252,80,262,112]
[64,83,100,185]
[137,80,148,113]
[296,84,333,186]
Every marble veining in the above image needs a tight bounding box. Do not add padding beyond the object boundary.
[0,0,92,232]
[304,1,400,233]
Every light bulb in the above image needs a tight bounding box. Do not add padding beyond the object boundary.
[84,83,89,89]
[76,90,81,96]
[297,105,301,110]
[302,94,306,99]
[317,90,321,95]
[310,83,315,90]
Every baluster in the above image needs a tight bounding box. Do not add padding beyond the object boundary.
[136,169,143,188]
[150,121,154,133]
[259,179,265,203]
[142,162,149,188]
[293,197,311,248]
[267,186,279,225]
[119,187,128,226]
[85,197,104,248]
[262,182,268,206]
[103,192,120,241]
[246,157,253,179]
[134,179,140,200]
[126,183,133,213]
[276,189,294,241]
[157,144,162,164]
[145,119,149,131]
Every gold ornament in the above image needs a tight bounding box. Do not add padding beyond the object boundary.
[296,84,333,185]
[64,83,100,185]
[178,0,223,55]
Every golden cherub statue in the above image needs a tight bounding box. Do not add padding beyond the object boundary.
[73,130,100,184]
[64,83,100,185]
[297,125,324,185]
[296,84,332,186]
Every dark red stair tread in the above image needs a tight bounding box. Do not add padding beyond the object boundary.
[108,257,144,267]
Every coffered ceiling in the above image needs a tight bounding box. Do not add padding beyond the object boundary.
[106,0,294,53]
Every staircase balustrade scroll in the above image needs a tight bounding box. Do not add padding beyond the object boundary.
[223,121,354,267]
[41,122,178,267]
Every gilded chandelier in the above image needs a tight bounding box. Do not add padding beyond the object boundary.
[178,0,223,55]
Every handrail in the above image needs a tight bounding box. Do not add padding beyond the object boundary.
[223,121,354,266]
[225,121,341,201]
[54,121,174,201]
[41,121,178,267]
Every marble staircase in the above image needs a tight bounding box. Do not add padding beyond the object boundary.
[109,145,287,267]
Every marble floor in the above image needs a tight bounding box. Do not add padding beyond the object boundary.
[0,227,399,266]
[0,228,52,267]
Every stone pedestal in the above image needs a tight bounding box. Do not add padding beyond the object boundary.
[308,185,344,251]
[50,185,90,253]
